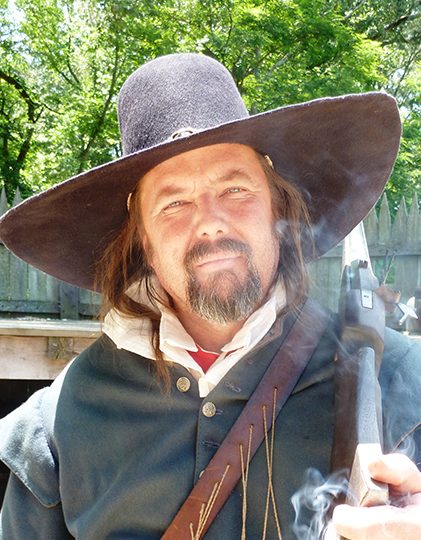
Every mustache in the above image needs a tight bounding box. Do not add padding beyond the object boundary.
[184,238,251,267]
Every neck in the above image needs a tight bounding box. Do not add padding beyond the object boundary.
[176,307,245,352]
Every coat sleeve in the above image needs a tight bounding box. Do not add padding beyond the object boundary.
[381,329,421,467]
[0,473,73,539]
[0,387,72,539]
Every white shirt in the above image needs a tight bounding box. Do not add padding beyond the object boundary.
[103,281,286,397]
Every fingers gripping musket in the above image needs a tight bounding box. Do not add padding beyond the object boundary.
[331,223,389,514]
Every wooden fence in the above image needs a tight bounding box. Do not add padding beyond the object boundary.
[308,192,421,314]
[0,188,101,319]
[0,187,420,321]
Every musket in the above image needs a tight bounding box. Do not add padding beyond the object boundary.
[331,222,389,519]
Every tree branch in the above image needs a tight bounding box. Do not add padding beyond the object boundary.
[221,11,234,62]
[343,0,366,21]
[77,43,121,173]
[0,70,39,122]
[389,44,421,97]
[370,1,421,39]
[16,127,35,167]
[384,11,420,32]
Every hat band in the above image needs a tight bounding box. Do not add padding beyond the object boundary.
[169,127,198,140]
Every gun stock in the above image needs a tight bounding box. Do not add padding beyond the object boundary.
[331,261,389,538]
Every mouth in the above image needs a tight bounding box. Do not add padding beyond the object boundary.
[196,253,242,269]
[185,238,251,275]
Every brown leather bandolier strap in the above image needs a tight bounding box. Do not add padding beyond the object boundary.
[161,298,330,540]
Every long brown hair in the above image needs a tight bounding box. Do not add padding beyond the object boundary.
[258,153,314,316]
[96,151,314,387]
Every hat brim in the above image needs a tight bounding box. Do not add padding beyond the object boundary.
[0,92,401,291]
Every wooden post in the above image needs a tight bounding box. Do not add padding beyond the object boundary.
[0,187,8,217]
[407,193,420,246]
[392,198,407,245]
[364,208,378,245]
[59,282,79,319]
[378,193,391,245]
[12,188,22,207]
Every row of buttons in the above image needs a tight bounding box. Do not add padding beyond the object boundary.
[176,377,217,418]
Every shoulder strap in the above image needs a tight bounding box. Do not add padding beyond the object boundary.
[161,298,329,540]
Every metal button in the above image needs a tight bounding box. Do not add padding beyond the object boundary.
[176,376,191,393]
[202,402,217,418]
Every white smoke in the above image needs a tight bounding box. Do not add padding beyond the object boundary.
[291,433,417,539]
[291,468,348,540]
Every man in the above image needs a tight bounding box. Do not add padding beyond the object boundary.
[0,53,420,539]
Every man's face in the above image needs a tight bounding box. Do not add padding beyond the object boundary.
[139,143,280,324]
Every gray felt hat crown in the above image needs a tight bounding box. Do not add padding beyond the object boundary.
[119,54,249,155]
[0,53,402,291]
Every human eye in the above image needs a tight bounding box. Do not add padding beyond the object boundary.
[223,186,248,197]
[162,200,188,214]
[167,200,183,208]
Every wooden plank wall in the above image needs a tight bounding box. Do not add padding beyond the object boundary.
[1,187,420,319]
[0,188,101,319]
[309,193,421,312]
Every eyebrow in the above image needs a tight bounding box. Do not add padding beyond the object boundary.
[153,168,255,203]
[219,168,253,184]
[153,184,186,201]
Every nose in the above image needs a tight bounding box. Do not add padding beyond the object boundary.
[194,195,229,239]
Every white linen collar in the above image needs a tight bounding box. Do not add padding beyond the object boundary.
[102,279,286,395]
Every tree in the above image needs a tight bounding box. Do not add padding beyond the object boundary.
[336,0,421,210]
[0,0,176,200]
[0,3,44,199]
[0,0,419,209]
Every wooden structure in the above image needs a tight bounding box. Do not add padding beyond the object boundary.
[309,192,421,313]
[0,319,101,379]
[0,187,100,320]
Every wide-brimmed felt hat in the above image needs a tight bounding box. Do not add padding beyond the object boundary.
[0,53,401,291]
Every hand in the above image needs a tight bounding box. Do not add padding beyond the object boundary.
[332,453,421,539]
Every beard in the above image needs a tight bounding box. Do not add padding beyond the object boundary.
[184,238,262,325]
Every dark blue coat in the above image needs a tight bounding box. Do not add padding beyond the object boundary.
[0,314,420,539]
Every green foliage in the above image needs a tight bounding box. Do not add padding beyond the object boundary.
[0,0,419,208]
[387,66,421,212]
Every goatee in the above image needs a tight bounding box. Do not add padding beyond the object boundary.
[185,238,262,324]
